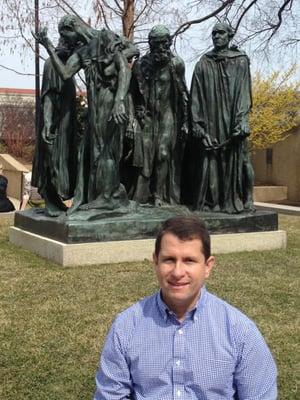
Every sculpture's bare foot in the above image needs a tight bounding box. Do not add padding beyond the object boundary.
[154,196,166,207]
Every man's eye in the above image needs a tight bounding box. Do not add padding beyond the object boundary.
[185,259,196,264]
[163,258,174,263]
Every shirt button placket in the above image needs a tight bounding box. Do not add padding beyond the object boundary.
[173,327,185,400]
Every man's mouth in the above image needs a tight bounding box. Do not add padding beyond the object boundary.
[168,282,189,287]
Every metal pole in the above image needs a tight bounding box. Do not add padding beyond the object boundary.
[34,0,40,135]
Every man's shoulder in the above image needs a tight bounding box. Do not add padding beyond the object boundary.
[198,48,249,64]
[135,53,151,67]
[205,290,256,332]
[113,292,158,328]
[193,55,210,72]
[132,54,151,77]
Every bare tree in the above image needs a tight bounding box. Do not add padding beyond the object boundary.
[0,0,298,75]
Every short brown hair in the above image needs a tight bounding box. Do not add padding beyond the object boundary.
[155,216,211,260]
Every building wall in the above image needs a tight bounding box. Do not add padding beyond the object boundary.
[252,125,300,201]
[0,88,35,106]
[0,88,35,139]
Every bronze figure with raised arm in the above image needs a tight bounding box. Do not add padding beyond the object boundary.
[34,16,139,214]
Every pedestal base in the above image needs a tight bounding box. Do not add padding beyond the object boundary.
[9,227,287,266]
[10,206,284,266]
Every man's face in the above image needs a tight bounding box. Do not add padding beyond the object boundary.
[149,36,171,64]
[212,27,230,51]
[153,233,215,319]
[59,25,79,46]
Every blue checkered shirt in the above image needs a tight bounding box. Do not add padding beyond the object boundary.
[94,287,277,399]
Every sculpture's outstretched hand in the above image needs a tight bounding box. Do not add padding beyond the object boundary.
[32,27,53,50]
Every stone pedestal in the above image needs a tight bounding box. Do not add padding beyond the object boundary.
[9,205,286,266]
[9,227,287,266]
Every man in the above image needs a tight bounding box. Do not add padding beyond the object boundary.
[124,25,188,206]
[94,216,277,399]
[0,175,15,212]
[185,23,254,213]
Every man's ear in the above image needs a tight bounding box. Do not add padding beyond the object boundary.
[153,252,158,266]
[205,255,215,278]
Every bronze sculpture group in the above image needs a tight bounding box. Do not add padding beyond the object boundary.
[33,17,254,217]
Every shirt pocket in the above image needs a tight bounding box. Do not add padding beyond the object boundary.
[188,357,235,398]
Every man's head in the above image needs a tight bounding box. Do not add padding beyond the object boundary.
[58,14,94,46]
[212,22,234,51]
[58,15,81,46]
[155,216,211,260]
[148,25,172,65]
[153,216,215,320]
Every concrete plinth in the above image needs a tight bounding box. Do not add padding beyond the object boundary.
[9,226,287,267]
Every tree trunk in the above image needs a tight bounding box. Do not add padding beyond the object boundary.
[122,0,135,40]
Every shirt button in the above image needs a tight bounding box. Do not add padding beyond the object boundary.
[177,390,181,397]
[176,360,180,366]
[178,329,183,335]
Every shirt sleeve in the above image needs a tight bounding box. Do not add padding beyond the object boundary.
[94,318,133,400]
[234,321,277,399]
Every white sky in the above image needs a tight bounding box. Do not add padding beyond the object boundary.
[0,55,36,89]
[0,1,299,90]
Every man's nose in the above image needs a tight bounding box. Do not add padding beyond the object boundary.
[171,262,185,278]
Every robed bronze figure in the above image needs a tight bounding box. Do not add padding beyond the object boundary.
[183,22,254,213]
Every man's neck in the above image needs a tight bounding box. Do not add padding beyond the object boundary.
[214,46,229,53]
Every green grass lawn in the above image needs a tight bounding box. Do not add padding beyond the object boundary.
[0,215,299,399]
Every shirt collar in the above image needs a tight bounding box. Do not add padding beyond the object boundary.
[156,286,207,323]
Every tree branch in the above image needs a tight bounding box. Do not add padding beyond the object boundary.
[101,0,123,17]
[268,0,293,40]
[93,0,111,29]
[0,64,35,76]
[113,0,123,13]
[172,0,235,38]
[235,0,258,33]
[54,0,87,24]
